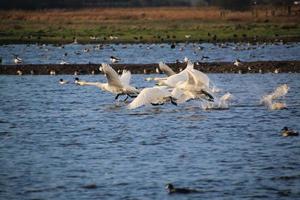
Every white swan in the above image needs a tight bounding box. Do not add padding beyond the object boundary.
[201,92,233,110]
[158,62,176,77]
[128,86,176,109]
[76,64,139,100]
[261,84,289,110]
[156,60,194,87]
[145,62,176,82]
[171,69,214,104]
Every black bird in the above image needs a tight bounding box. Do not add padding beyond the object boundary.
[281,127,299,137]
[165,183,200,194]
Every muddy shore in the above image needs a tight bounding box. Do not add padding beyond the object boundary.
[1,61,300,75]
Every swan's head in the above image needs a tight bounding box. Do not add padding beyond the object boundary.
[60,79,63,82]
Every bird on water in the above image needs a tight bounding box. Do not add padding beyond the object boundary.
[165,183,200,194]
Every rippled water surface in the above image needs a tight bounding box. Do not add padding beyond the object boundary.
[1,42,300,64]
[1,74,300,200]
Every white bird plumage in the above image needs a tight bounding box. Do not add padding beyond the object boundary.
[76,63,139,100]
[128,86,175,109]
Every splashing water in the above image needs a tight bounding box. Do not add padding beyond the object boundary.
[261,84,289,110]
[201,92,233,110]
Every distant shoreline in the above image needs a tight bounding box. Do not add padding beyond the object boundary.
[1,37,300,45]
[1,7,300,44]
[1,61,300,75]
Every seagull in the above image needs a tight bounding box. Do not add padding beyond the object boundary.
[60,61,69,65]
[50,70,56,75]
[233,59,241,66]
[13,55,22,64]
[76,64,139,100]
[16,70,22,75]
[127,86,177,109]
[110,56,120,63]
[184,57,189,63]
[59,79,68,84]
[165,183,200,194]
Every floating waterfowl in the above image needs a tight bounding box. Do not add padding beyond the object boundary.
[13,55,22,64]
[59,79,68,85]
[165,183,200,194]
[110,56,120,63]
[234,59,241,67]
[281,127,299,137]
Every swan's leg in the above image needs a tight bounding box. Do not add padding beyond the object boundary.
[115,94,121,100]
[170,97,178,106]
[151,103,164,106]
[201,89,214,102]
[124,95,129,102]
[128,93,138,98]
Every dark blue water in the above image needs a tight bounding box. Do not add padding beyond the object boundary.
[1,42,300,64]
[0,73,299,199]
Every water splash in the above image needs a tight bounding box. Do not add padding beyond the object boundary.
[260,84,289,110]
[201,92,233,110]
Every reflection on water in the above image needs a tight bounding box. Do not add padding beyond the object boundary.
[0,74,300,199]
[1,42,300,64]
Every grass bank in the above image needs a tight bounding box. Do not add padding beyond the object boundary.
[1,6,300,44]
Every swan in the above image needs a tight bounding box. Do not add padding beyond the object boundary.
[76,64,139,100]
[171,70,214,104]
[145,62,176,82]
[127,86,177,109]
[156,60,194,87]
[201,92,233,110]
[261,84,289,110]
[157,60,212,94]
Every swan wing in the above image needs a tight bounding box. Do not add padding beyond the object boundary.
[119,69,131,86]
[101,63,123,88]
[186,60,194,70]
[190,69,210,88]
[171,88,194,104]
[159,62,176,77]
[158,70,188,87]
[128,87,171,109]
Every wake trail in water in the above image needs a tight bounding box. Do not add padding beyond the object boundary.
[260,84,289,110]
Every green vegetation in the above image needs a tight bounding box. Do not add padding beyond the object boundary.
[0,7,299,44]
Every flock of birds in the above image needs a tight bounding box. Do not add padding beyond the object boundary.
[64,60,233,110]
[59,58,299,138]
[57,58,291,113]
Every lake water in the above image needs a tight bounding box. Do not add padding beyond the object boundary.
[0,73,299,199]
[1,42,300,64]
